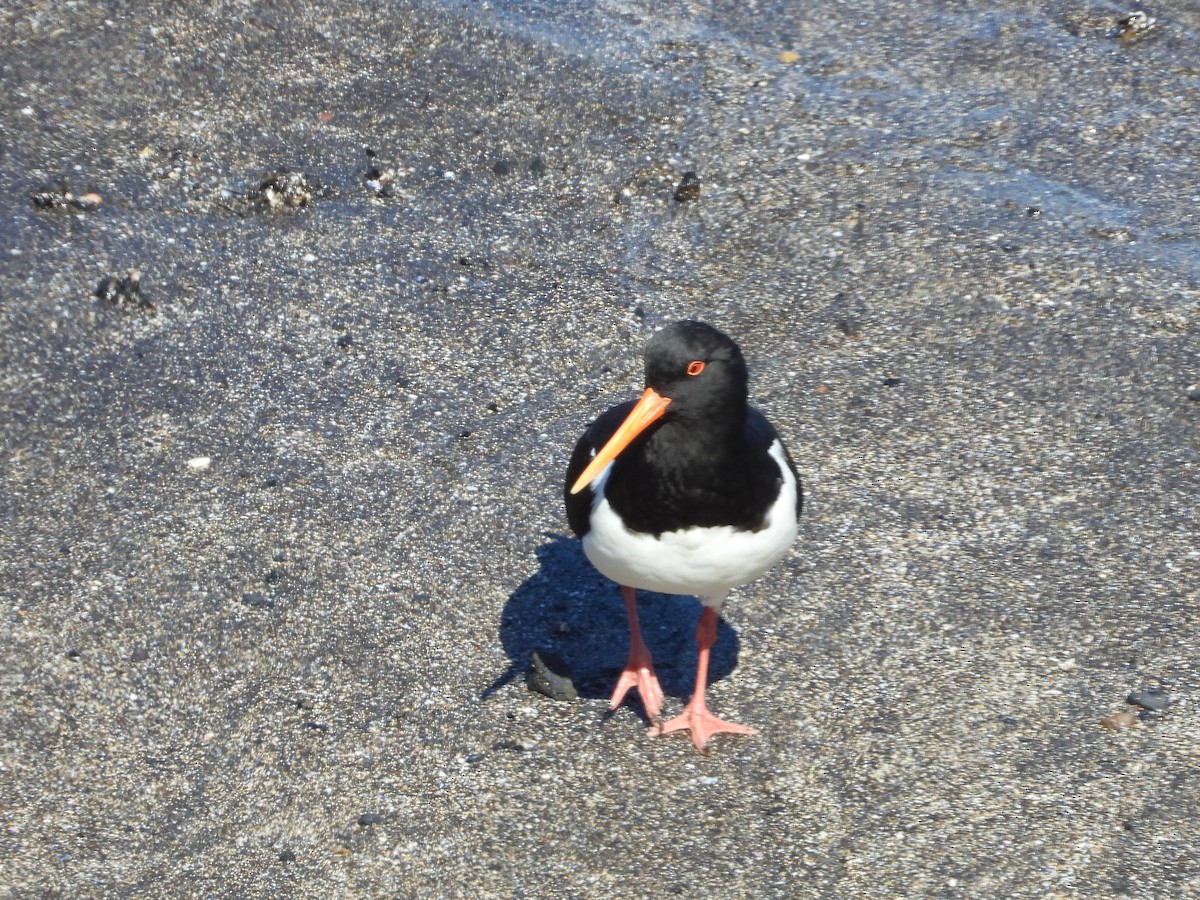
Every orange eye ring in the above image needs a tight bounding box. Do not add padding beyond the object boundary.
[686,360,705,376]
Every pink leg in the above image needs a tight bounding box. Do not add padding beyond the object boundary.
[608,585,665,721]
[650,607,758,751]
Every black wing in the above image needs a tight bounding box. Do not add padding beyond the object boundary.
[563,399,637,538]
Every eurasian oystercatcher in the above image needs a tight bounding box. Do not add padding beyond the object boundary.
[565,320,801,750]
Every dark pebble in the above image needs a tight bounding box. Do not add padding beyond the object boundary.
[526,649,578,701]
[412,592,430,604]
[265,568,283,585]
[1088,226,1136,243]
[95,269,151,310]
[529,156,547,177]
[131,647,150,662]
[357,812,384,827]
[360,149,396,197]
[32,187,103,210]
[1187,386,1200,402]
[1109,11,1157,42]
[674,171,701,203]
[492,159,513,176]
[1127,688,1169,712]
[295,697,315,710]
[256,170,313,208]
[882,377,902,387]
[32,190,64,209]
[336,333,354,349]
[278,849,296,863]
[302,721,328,732]
[240,591,274,609]
[491,739,532,752]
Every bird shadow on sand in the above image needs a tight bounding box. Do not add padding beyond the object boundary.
[482,533,740,720]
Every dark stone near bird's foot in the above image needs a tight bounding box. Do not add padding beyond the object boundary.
[526,649,578,701]
[1127,688,1169,712]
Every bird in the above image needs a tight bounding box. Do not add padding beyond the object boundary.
[565,320,801,751]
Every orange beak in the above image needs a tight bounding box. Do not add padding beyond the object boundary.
[569,387,671,494]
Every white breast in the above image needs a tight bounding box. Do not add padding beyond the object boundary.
[581,440,799,608]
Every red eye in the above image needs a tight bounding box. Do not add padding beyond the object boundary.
[686,360,705,376]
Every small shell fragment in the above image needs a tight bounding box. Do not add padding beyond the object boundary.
[1099,710,1138,730]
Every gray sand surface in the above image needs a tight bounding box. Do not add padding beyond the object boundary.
[2,1,1197,896]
